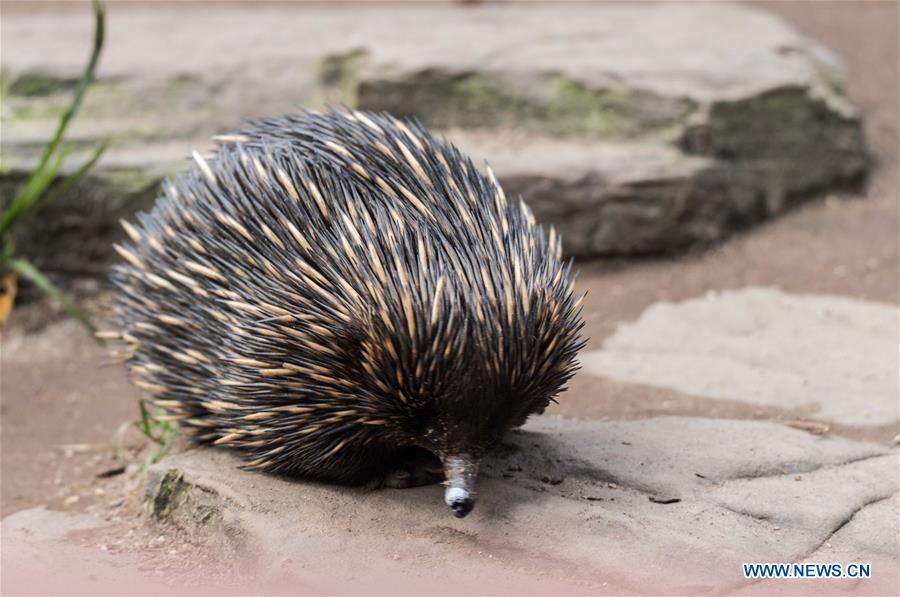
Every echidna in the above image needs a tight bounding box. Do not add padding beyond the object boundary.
[109,109,584,518]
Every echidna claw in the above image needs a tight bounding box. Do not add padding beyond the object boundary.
[377,447,444,489]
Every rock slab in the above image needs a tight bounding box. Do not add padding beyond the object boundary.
[581,287,899,428]
[140,416,899,595]
[1,2,867,260]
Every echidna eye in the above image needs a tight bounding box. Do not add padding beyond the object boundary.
[407,405,436,437]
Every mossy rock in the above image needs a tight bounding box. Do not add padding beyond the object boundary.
[356,67,696,141]
[0,2,872,267]
[680,86,868,198]
[6,71,80,97]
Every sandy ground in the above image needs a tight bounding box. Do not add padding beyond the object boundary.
[1,0,897,544]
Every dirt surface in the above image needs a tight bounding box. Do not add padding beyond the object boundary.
[1,0,898,561]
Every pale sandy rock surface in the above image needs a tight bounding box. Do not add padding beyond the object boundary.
[581,288,899,427]
[9,415,892,595]
[0,3,848,101]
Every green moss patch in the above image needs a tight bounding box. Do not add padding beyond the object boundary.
[356,69,696,140]
[7,72,80,97]
[680,85,868,197]
[320,49,368,107]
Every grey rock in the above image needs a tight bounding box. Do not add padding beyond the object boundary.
[710,453,897,546]
[581,287,900,427]
[448,131,717,256]
[726,484,899,596]
[334,4,857,128]
[350,3,867,254]
[510,417,889,498]
[0,2,867,259]
[805,493,900,561]
[141,415,898,594]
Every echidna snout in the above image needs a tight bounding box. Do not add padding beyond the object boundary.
[443,455,479,518]
[446,489,474,518]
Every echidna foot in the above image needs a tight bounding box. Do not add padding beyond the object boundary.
[375,447,444,489]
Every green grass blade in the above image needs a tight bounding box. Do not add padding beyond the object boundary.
[28,0,105,181]
[0,145,71,237]
[0,0,105,237]
[37,140,109,209]
[9,258,97,334]
[138,399,154,442]
[0,238,13,270]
